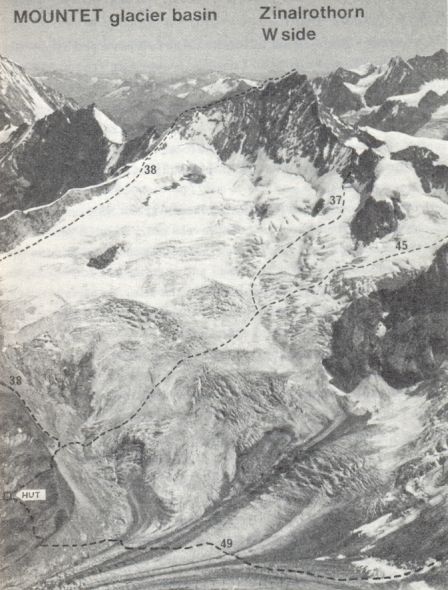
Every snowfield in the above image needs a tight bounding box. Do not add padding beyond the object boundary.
[2,54,448,590]
[389,79,448,107]
[362,125,448,165]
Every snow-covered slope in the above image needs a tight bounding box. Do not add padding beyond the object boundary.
[92,106,124,143]
[2,109,448,588]
[389,79,448,107]
[318,50,448,140]
[362,125,448,165]
[1,51,448,589]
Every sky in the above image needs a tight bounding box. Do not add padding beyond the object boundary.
[0,0,446,78]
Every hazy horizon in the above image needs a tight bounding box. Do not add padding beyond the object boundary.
[1,46,446,85]
[18,47,445,81]
[1,0,446,79]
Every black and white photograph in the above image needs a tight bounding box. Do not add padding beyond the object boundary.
[0,1,447,588]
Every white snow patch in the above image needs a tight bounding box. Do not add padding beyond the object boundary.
[362,126,448,166]
[202,78,234,96]
[26,85,54,119]
[93,108,124,144]
[353,557,408,578]
[431,103,448,120]
[354,509,420,541]
[104,86,131,98]
[408,582,438,590]
[372,158,423,201]
[345,136,369,154]
[0,124,17,144]
[348,63,374,77]
[344,82,366,97]
[346,65,387,98]
[375,321,386,337]
[389,79,448,107]
[202,77,256,96]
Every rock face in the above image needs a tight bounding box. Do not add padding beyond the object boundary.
[360,100,429,134]
[111,126,159,175]
[1,49,448,590]
[391,146,448,193]
[38,70,258,138]
[364,56,425,107]
[409,49,448,82]
[362,51,447,108]
[87,244,123,269]
[316,50,448,138]
[178,71,353,176]
[324,244,448,392]
[0,105,124,216]
[0,55,75,134]
[359,91,448,135]
[351,194,406,245]
[314,69,364,114]
[1,381,74,559]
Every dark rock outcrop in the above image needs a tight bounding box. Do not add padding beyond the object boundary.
[324,244,448,391]
[0,383,75,561]
[408,49,448,82]
[314,70,364,115]
[343,147,382,196]
[351,194,406,245]
[359,90,448,136]
[178,71,354,176]
[111,126,159,175]
[87,244,123,270]
[0,105,120,216]
[363,50,448,108]
[311,197,325,216]
[365,57,424,107]
[359,100,428,134]
[391,146,448,193]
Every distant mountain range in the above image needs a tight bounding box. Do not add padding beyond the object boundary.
[32,50,448,142]
[1,50,447,236]
[35,69,258,137]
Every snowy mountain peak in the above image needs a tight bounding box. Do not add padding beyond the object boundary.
[347,63,376,77]
[0,55,75,135]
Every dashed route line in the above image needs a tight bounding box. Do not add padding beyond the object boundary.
[1,67,447,581]
[1,197,348,453]
[6,192,448,453]
[0,68,299,265]
[264,223,448,308]
[9,497,444,583]
[0,380,61,445]
[250,194,346,311]
[4,191,448,581]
